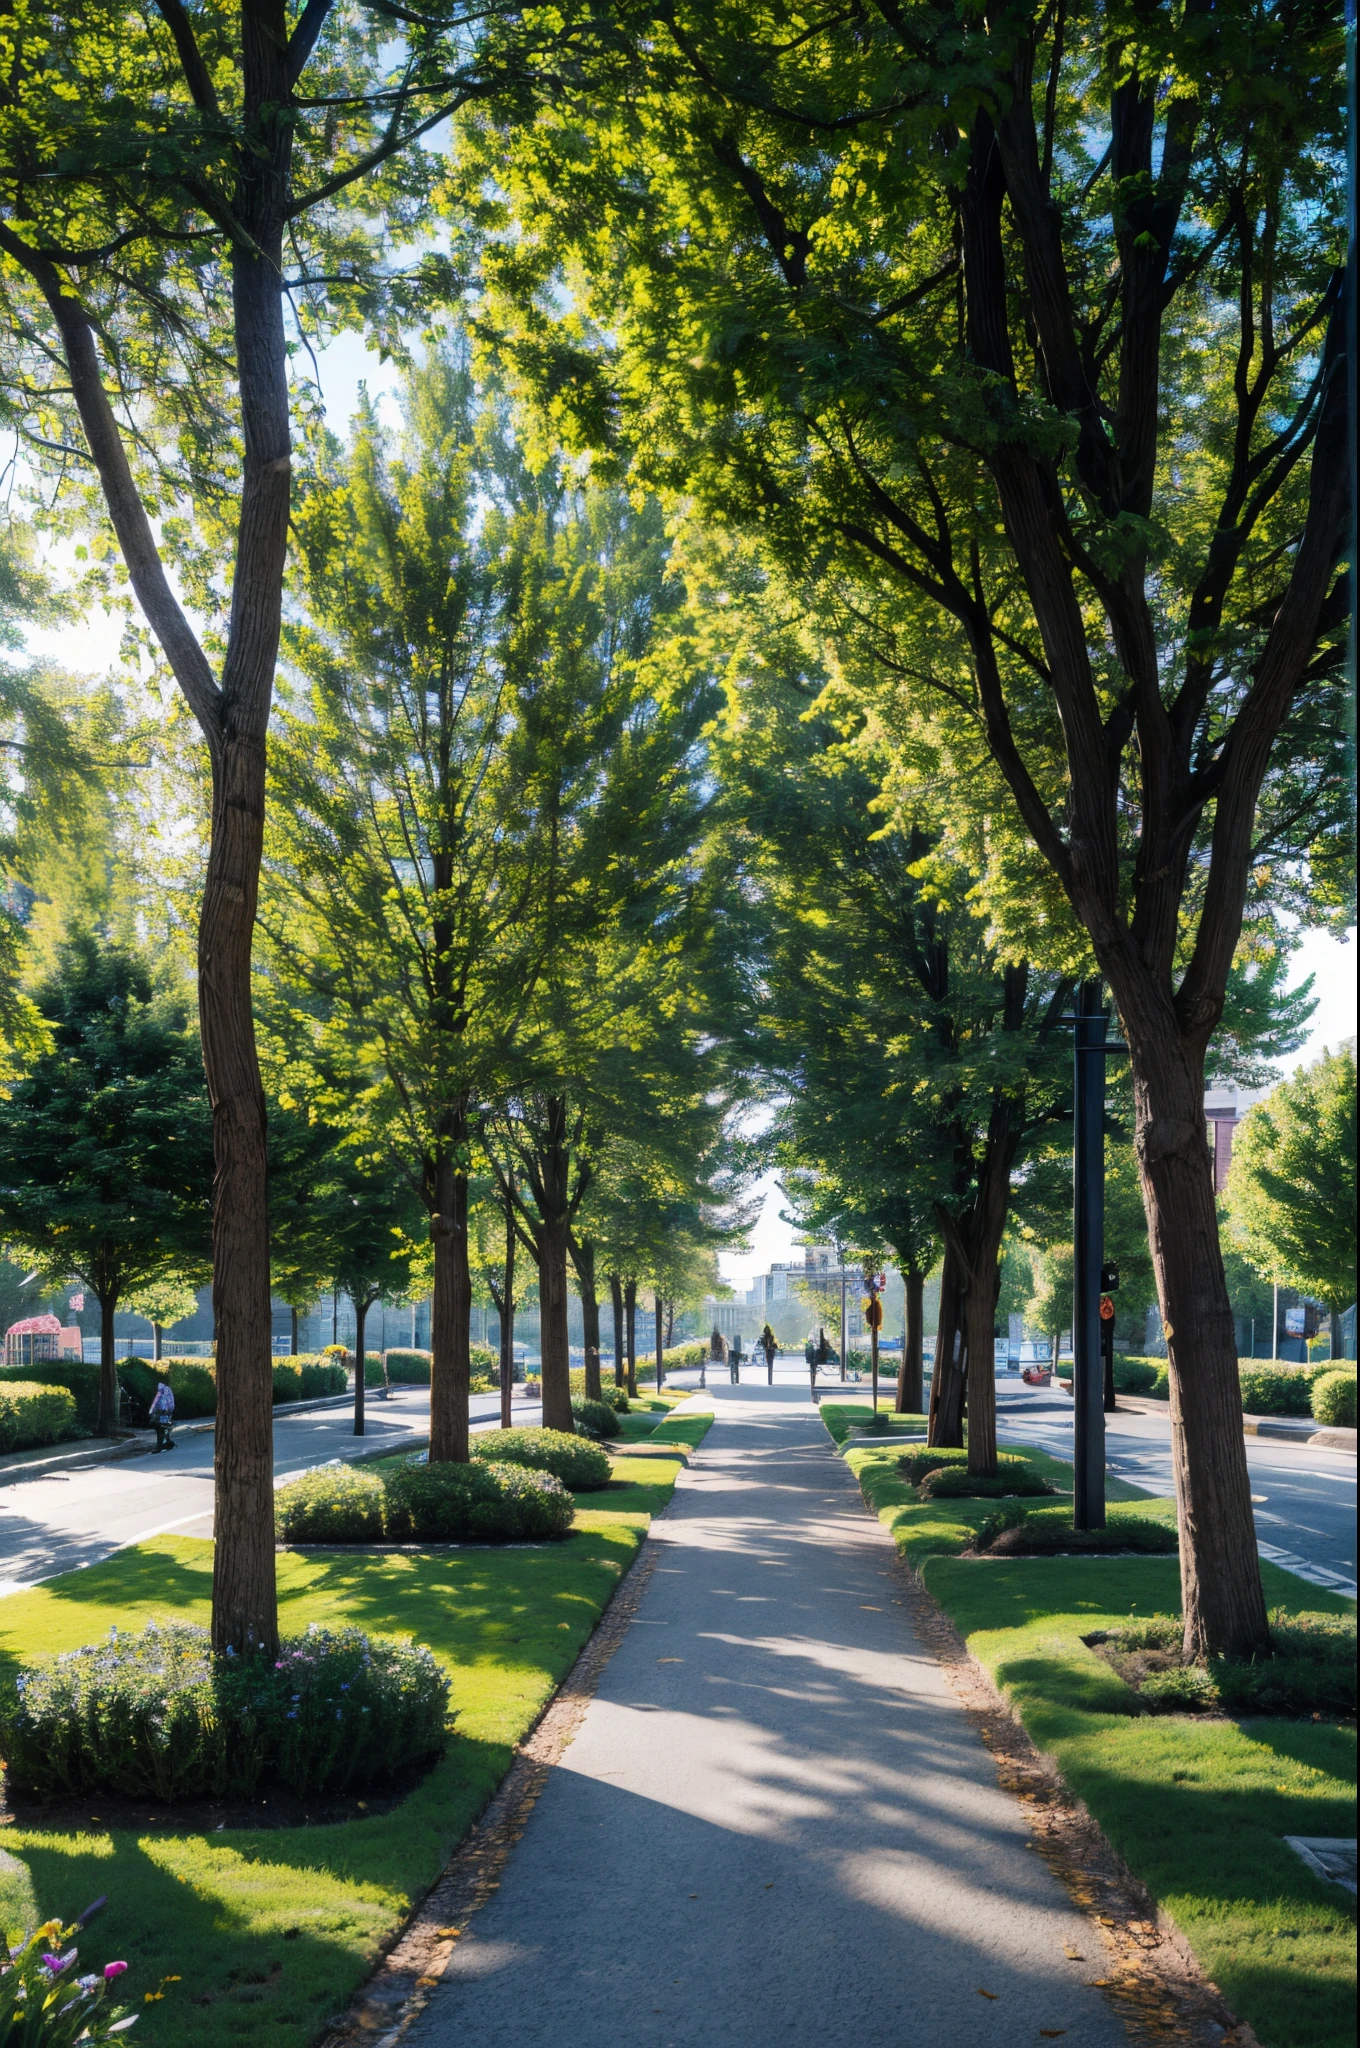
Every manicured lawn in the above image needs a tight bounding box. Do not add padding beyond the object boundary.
[0,1432,706,2047]
[818,1401,927,1446]
[821,1409,1357,2048]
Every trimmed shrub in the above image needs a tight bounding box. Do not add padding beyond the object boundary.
[363,1352,389,1389]
[119,1357,218,1424]
[572,1396,621,1438]
[607,1389,630,1413]
[1101,1611,1356,1717]
[897,1446,1039,1488]
[0,1618,449,1801]
[1112,1355,1161,1394]
[271,1361,303,1403]
[470,1425,611,1491]
[0,1357,101,1429]
[662,1341,707,1370]
[1237,1363,1315,1416]
[300,1358,347,1398]
[919,1463,1055,1500]
[383,1459,573,1542]
[977,1503,1178,1555]
[0,1381,80,1452]
[275,1463,385,1544]
[384,1349,432,1384]
[1310,1367,1357,1427]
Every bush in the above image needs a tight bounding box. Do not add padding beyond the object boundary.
[0,1381,80,1452]
[0,1357,102,1430]
[920,1463,1055,1500]
[470,1425,612,1491]
[383,1459,574,1542]
[271,1361,303,1403]
[0,1919,136,2042]
[1237,1363,1315,1416]
[300,1358,347,1398]
[977,1504,1178,1555]
[662,1341,707,1370]
[608,1388,630,1412]
[1100,1611,1356,1718]
[0,1618,449,1801]
[363,1352,388,1389]
[275,1463,385,1544]
[572,1397,621,1438]
[897,1446,1040,1488]
[384,1349,432,1384]
[119,1357,218,1424]
[1310,1367,1357,1427]
[1112,1355,1162,1394]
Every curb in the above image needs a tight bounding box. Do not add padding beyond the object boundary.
[1114,1394,1352,1451]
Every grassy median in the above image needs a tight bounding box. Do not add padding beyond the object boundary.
[824,1403,1357,2048]
[0,1415,711,2047]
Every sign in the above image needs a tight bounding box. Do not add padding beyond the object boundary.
[863,1297,883,1331]
[69,1294,84,1313]
[1099,1295,1115,1322]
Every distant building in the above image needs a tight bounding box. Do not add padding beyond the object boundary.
[1204,1080,1267,1193]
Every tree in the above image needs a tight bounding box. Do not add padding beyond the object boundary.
[123,1273,205,1361]
[1224,1046,1358,1354]
[0,0,572,1654]
[0,935,212,1429]
[322,1149,421,1437]
[469,0,1350,1655]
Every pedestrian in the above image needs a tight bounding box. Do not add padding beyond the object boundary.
[759,1323,777,1384]
[148,1375,176,1452]
[805,1333,819,1399]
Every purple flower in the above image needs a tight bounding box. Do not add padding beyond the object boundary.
[42,1950,76,1974]
[104,1962,128,1981]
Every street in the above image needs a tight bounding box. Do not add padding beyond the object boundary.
[0,1385,542,1597]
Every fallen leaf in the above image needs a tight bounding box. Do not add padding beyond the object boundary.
[1063,1948,1084,1961]
[657,1657,683,1663]
[435,1928,461,1939]
[860,1604,882,1610]
[416,1975,441,1988]
[976,1988,998,2000]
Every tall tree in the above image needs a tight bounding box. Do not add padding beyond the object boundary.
[0,935,212,1429]
[468,0,1351,1655]
[1224,1047,1358,1355]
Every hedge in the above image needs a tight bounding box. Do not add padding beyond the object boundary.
[0,1358,101,1430]
[0,1381,81,1452]
[118,1357,218,1424]
[383,1348,431,1383]
[1115,1355,1347,1415]
[1311,1368,1357,1428]
[571,1396,621,1438]
[274,1456,574,1544]
[470,1425,612,1492]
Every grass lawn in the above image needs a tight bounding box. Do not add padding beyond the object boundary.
[820,1408,1357,2048]
[0,1423,710,2047]
[817,1401,928,1446]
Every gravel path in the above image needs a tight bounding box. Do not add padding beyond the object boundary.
[408,1382,1132,2048]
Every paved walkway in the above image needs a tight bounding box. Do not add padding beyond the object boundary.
[409,1383,1131,2048]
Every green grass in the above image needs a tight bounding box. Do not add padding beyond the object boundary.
[821,1409,1356,2048]
[0,1439,701,2047]
[818,1402,928,1446]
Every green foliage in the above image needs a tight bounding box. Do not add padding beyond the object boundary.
[1224,1048,1358,1311]
[897,1445,1039,1488]
[274,1465,385,1546]
[1112,1355,1162,1395]
[0,1619,449,1802]
[117,1358,217,1424]
[977,1507,1180,1556]
[919,1465,1055,1501]
[470,1426,611,1493]
[0,1381,79,1452]
[384,1350,432,1384]
[0,1358,101,1430]
[383,1460,574,1543]
[1310,1369,1357,1428]
[1105,1612,1356,1719]
[0,1916,136,2044]
[300,1359,348,1399]
[1237,1364,1317,1418]
[271,1362,303,1404]
[0,936,212,1330]
[571,1397,621,1438]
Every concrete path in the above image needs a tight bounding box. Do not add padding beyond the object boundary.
[408,1382,1131,2048]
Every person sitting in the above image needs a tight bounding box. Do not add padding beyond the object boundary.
[148,1376,176,1452]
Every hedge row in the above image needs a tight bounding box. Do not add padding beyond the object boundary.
[275,1457,574,1545]
[0,1359,102,1430]
[1114,1355,1354,1420]
[0,1381,81,1453]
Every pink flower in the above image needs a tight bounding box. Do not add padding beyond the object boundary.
[104,1961,129,1981]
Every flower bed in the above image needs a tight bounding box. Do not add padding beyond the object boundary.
[274,1456,575,1544]
[0,1619,449,1803]
[0,1917,136,2041]
[470,1426,612,1492]
[1085,1610,1356,1717]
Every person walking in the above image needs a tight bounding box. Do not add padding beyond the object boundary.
[148,1376,176,1452]
[759,1323,777,1384]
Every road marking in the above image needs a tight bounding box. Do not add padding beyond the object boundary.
[1256,1542,1357,1600]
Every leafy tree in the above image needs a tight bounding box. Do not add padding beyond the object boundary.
[0,935,212,1429]
[467,0,1350,1655]
[122,1273,206,1361]
[0,0,566,1654]
[1224,1047,1358,1353]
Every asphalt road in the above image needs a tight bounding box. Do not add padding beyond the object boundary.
[0,1385,542,1597]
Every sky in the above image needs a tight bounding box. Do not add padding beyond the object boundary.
[20,326,1356,1298]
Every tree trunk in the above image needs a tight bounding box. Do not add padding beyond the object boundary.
[1329,1307,1342,1363]
[1121,1015,1269,1659]
[152,1322,164,1364]
[897,1267,924,1413]
[290,1306,298,1356]
[352,1299,367,1437]
[610,1273,625,1387]
[429,1144,472,1462]
[498,1210,516,1430]
[625,1278,637,1397]
[538,1215,573,1432]
[570,1233,603,1400]
[665,1300,675,1348]
[655,1294,664,1390]
[927,1245,966,1447]
[97,1289,119,1437]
